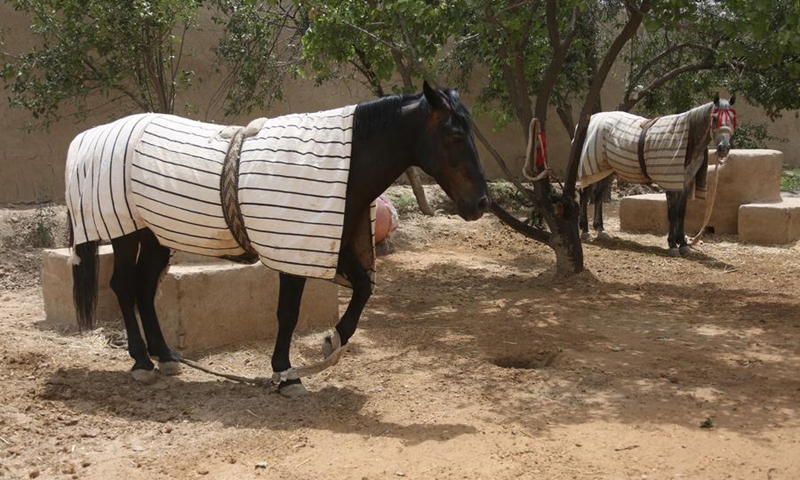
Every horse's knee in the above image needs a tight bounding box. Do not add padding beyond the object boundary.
[109,273,134,300]
[276,305,300,329]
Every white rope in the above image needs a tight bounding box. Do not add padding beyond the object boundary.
[178,330,349,389]
[690,157,726,245]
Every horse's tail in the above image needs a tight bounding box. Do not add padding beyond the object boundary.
[68,213,99,331]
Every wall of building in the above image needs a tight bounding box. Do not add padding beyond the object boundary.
[1,4,797,204]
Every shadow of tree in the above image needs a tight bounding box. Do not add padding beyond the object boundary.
[41,367,477,446]
[589,236,737,270]
[358,254,800,437]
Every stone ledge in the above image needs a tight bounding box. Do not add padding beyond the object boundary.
[42,247,340,353]
[738,198,800,245]
[619,149,784,235]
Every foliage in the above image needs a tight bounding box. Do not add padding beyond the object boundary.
[781,169,800,193]
[0,0,299,126]
[300,0,469,94]
[624,0,800,118]
[442,0,549,133]
[1,0,201,124]
[487,180,530,211]
[385,193,418,217]
[208,0,303,118]
[732,122,786,150]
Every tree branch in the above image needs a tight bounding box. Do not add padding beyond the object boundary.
[490,203,552,244]
[617,59,715,111]
[563,0,651,196]
[628,42,717,91]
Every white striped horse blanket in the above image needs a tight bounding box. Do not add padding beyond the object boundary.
[65,107,376,286]
[578,104,711,199]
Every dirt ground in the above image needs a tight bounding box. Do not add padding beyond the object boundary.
[1,191,799,480]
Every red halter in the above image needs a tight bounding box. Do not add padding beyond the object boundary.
[712,108,737,132]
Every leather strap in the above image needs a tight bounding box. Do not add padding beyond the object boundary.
[637,117,659,182]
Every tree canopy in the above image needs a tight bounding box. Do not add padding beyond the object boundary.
[0,0,300,126]
[3,0,799,274]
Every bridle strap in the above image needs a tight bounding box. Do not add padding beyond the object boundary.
[712,108,737,132]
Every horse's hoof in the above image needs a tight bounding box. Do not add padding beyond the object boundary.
[322,331,342,359]
[159,361,182,376]
[596,231,612,241]
[279,383,309,398]
[580,232,591,241]
[667,248,681,257]
[131,368,157,384]
[679,245,692,256]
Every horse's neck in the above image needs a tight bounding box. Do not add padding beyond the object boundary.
[349,105,424,207]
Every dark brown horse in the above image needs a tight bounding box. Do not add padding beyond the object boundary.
[69,82,489,397]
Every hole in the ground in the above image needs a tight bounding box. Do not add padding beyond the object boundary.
[490,351,558,369]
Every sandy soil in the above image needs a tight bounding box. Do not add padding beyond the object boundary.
[1,194,799,480]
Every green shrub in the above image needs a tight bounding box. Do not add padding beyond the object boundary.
[781,169,800,193]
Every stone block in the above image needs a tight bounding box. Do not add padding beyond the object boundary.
[41,248,340,353]
[619,149,784,235]
[42,246,119,327]
[738,198,800,245]
[619,193,669,233]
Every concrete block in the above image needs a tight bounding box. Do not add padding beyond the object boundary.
[620,149,784,235]
[41,248,340,353]
[42,246,119,327]
[619,193,669,233]
[738,197,800,245]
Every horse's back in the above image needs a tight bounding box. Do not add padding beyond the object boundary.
[129,115,244,257]
[579,111,646,188]
[66,113,244,256]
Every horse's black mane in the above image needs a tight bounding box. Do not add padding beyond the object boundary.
[353,88,470,141]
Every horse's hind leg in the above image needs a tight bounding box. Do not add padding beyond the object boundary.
[110,231,156,383]
[135,228,181,375]
[273,273,307,397]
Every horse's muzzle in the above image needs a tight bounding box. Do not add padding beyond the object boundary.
[716,144,731,159]
[459,195,489,221]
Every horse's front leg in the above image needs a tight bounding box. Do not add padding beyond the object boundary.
[329,248,372,352]
[665,191,690,257]
[592,177,610,240]
[579,189,591,240]
[272,273,307,397]
[675,191,691,256]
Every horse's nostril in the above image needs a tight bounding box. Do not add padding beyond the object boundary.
[477,195,489,211]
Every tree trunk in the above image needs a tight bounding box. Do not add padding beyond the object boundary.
[548,205,584,275]
[405,167,434,216]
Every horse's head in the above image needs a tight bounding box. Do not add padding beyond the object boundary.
[712,93,736,159]
[415,81,489,221]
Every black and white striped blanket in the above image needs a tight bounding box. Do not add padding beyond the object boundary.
[579,105,709,198]
[65,107,376,285]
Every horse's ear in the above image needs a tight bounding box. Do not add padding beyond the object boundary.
[713,92,720,106]
[729,94,736,106]
[423,80,450,111]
